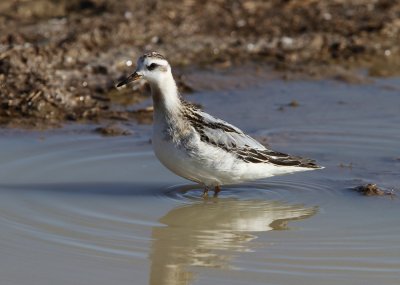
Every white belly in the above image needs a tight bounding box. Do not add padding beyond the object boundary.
[153,133,227,186]
[152,130,310,187]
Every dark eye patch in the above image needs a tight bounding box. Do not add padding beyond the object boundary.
[147,63,158,71]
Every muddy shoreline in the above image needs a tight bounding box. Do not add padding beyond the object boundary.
[1,0,400,128]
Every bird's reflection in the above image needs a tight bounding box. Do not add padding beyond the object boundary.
[149,198,317,285]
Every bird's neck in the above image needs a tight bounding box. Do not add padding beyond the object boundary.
[150,73,182,120]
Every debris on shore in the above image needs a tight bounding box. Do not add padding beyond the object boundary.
[95,123,132,137]
[353,183,396,197]
[277,100,300,111]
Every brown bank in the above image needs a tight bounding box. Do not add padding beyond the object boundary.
[1,0,400,128]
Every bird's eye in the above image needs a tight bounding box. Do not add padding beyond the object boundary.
[147,63,158,71]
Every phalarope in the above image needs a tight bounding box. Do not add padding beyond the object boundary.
[117,52,322,197]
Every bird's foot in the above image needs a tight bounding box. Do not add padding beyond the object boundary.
[213,186,221,197]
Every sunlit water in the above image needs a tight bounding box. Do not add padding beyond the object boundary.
[0,78,399,285]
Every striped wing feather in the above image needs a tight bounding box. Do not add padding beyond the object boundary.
[183,102,320,169]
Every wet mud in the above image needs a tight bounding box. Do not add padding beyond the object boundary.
[1,0,400,127]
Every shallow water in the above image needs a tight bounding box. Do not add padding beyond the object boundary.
[0,77,400,285]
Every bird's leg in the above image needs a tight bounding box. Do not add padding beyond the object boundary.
[213,185,221,197]
[202,187,209,198]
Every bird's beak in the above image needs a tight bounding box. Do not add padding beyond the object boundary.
[116,71,142,87]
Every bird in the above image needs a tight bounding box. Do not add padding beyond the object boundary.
[117,52,322,197]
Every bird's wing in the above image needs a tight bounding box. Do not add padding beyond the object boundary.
[234,147,321,168]
[184,106,266,150]
[184,103,321,169]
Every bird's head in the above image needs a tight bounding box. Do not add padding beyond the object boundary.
[116,52,171,87]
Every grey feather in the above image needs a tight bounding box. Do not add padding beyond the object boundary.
[182,101,321,169]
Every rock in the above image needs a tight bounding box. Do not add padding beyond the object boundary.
[95,124,132,136]
[353,183,395,197]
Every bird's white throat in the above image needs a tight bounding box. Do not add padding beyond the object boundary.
[149,71,181,119]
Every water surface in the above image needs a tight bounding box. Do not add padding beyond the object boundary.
[0,77,399,285]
